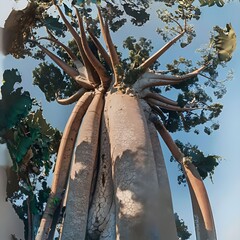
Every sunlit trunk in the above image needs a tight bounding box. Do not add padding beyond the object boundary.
[62,92,104,239]
[36,92,93,240]
[147,117,178,239]
[107,92,162,239]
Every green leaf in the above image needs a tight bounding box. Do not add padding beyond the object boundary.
[199,0,224,7]
[30,195,39,215]
[63,3,72,17]
[174,141,221,182]
[27,109,55,137]
[214,23,236,62]
[204,126,211,135]
[33,62,66,102]
[74,0,84,6]
[175,213,191,239]
[13,128,39,163]
[1,69,22,98]
[0,69,32,131]
[6,92,32,129]
[44,16,66,37]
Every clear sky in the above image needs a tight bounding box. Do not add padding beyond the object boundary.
[0,1,240,239]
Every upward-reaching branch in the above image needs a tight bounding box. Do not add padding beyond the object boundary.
[45,29,78,62]
[139,30,185,72]
[61,91,104,239]
[76,9,110,90]
[87,28,112,70]
[45,29,86,76]
[37,37,85,78]
[97,6,121,85]
[34,42,78,78]
[54,4,84,60]
[32,41,93,89]
[55,3,98,86]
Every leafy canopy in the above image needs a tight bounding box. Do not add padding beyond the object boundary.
[0,69,61,239]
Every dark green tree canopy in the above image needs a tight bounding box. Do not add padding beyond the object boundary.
[0,69,61,239]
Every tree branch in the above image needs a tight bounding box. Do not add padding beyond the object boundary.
[138,30,185,72]
[146,98,196,112]
[56,88,86,105]
[45,30,76,61]
[27,197,33,240]
[32,41,93,89]
[152,119,184,163]
[152,118,217,239]
[54,4,84,58]
[76,12,110,90]
[87,28,112,70]
[45,29,86,76]
[97,6,120,85]
[34,42,76,76]
[38,34,86,78]
[149,104,166,120]
[55,4,98,86]
[61,91,104,239]
[35,92,94,240]
[144,92,179,106]
[133,66,206,91]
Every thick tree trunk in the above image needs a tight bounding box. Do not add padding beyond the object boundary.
[87,105,115,239]
[147,119,178,239]
[106,92,162,240]
[61,91,104,239]
[36,92,94,240]
[140,100,178,239]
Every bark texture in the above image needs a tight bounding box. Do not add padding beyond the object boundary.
[183,160,217,240]
[36,92,94,240]
[147,119,178,239]
[61,91,104,239]
[87,106,115,239]
[106,92,162,240]
[153,119,217,240]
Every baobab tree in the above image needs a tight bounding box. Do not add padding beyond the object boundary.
[0,0,236,239]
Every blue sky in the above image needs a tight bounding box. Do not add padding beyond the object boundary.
[0,1,240,239]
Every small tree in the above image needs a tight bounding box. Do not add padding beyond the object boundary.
[1,0,236,239]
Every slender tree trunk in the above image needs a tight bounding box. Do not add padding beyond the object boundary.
[153,119,217,240]
[146,114,178,239]
[61,91,104,239]
[183,160,217,240]
[106,92,161,240]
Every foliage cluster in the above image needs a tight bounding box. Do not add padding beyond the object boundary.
[171,140,220,184]
[0,69,61,238]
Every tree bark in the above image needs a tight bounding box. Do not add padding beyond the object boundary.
[36,92,94,240]
[147,118,178,240]
[153,119,217,240]
[61,91,104,239]
[87,105,115,239]
[183,159,217,240]
[106,92,161,240]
